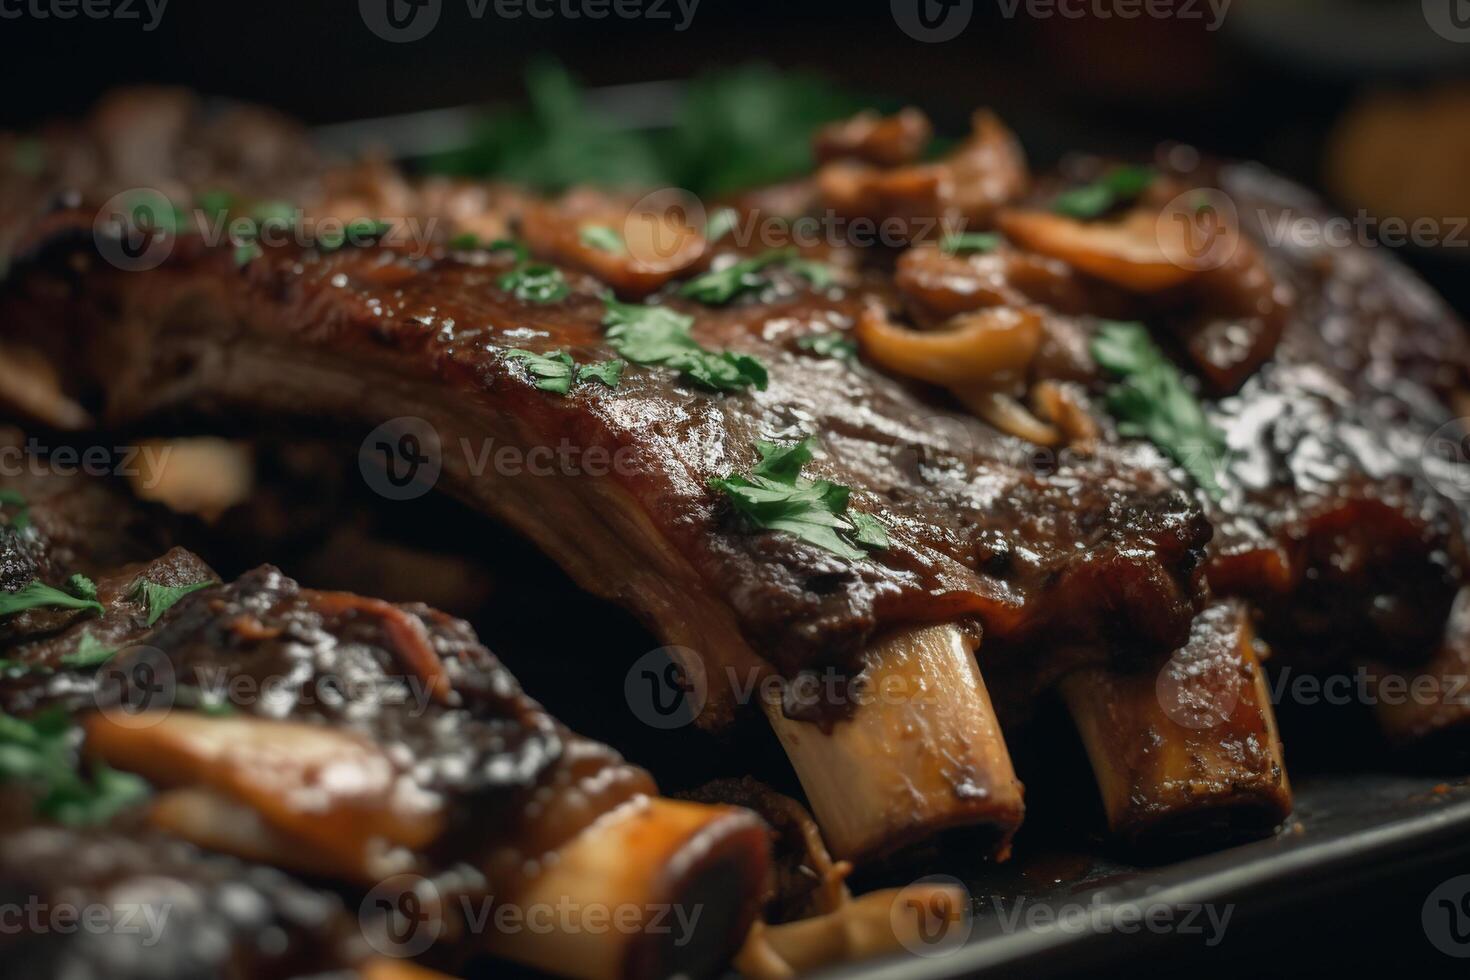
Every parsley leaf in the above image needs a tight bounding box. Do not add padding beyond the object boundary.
[196,189,234,219]
[0,577,104,619]
[135,579,211,626]
[577,359,625,388]
[579,225,625,254]
[59,632,117,670]
[318,218,393,252]
[0,708,148,825]
[448,232,481,250]
[234,241,263,267]
[940,232,1002,255]
[0,489,30,529]
[499,263,570,304]
[506,349,577,394]
[1052,166,1156,220]
[797,332,858,360]
[704,208,740,244]
[1091,320,1227,498]
[602,299,768,392]
[680,248,834,305]
[710,437,889,561]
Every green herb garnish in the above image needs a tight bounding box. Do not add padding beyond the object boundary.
[0,576,104,619]
[579,225,625,254]
[0,489,30,530]
[710,437,889,561]
[318,218,393,252]
[134,579,211,627]
[1091,320,1227,498]
[499,263,570,304]
[448,232,481,249]
[505,349,576,394]
[0,708,148,825]
[196,190,234,219]
[603,300,767,392]
[939,232,1002,255]
[59,632,117,670]
[1052,166,1156,220]
[234,241,263,267]
[797,332,858,360]
[704,208,740,244]
[680,248,834,305]
[576,359,625,388]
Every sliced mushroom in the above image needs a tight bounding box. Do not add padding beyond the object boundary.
[520,189,707,297]
[818,111,1027,236]
[812,108,933,168]
[997,207,1198,293]
[855,302,1042,387]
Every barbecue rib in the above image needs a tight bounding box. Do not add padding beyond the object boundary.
[0,456,770,980]
[0,93,1213,861]
[7,90,1470,871]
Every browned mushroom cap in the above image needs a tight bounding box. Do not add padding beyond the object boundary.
[812,108,934,168]
[817,111,1028,236]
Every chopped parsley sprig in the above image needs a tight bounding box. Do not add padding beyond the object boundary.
[602,299,767,392]
[1052,165,1156,220]
[134,578,212,626]
[680,248,834,305]
[1091,320,1227,498]
[710,437,888,561]
[0,575,104,619]
[0,489,30,529]
[505,349,624,394]
[0,708,148,825]
[939,232,1002,255]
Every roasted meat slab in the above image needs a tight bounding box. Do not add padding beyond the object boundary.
[0,452,769,980]
[3,89,1470,895]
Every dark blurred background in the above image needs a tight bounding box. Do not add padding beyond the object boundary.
[5,0,1470,303]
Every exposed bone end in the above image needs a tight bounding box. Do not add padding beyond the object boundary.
[359,960,457,980]
[764,624,1024,862]
[484,796,771,980]
[1373,588,1470,748]
[1060,604,1292,849]
[126,437,254,522]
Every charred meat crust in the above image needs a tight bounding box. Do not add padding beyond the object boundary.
[1,234,1212,706]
